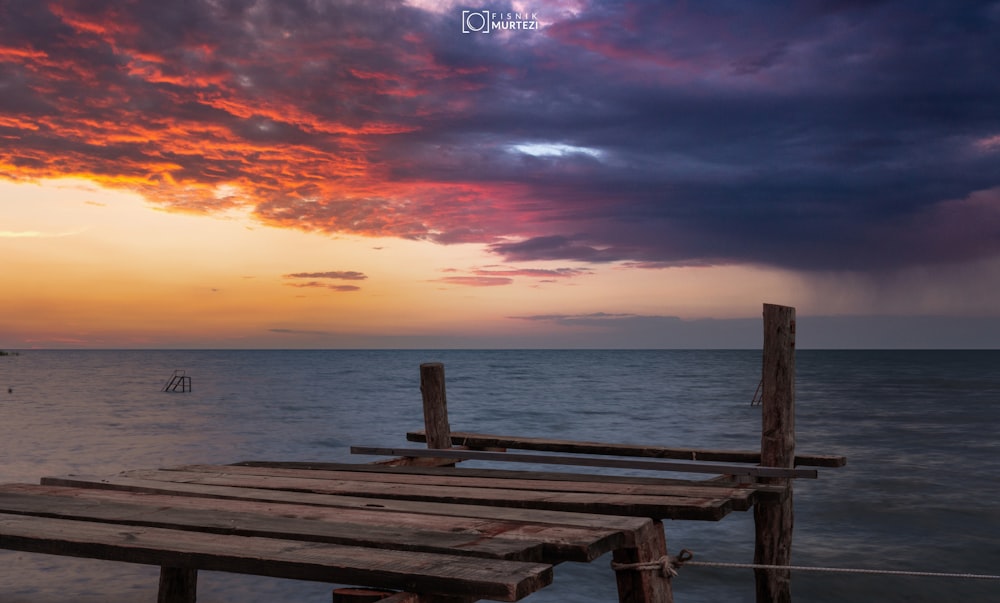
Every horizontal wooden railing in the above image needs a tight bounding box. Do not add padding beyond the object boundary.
[406,430,847,468]
[351,446,820,479]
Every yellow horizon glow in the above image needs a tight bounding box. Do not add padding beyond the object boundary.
[7,177,988,348]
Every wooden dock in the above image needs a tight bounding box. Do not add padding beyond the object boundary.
[0,304,844,602]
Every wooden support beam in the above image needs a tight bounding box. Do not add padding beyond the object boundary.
[754,303,796,603]
[420,363,452,451]
[376,595,422,603]
[332,585,477,602]
[333,588,398,603]
[350,446,817,479]
[406,430,845,467]
[612,520,673,603]
[157,566,197,603]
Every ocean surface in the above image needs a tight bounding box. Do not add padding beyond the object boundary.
[1,349,998,603]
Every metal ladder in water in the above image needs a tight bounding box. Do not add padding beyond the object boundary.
[162,370,191,392]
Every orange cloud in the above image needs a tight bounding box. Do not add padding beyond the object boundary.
[282,270,368,292]
[436,276,513,287]
[0,4,602,260]
[284,271,368,280]
[285,282,361,292]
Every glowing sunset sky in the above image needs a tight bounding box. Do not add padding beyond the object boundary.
[2,1,999,348]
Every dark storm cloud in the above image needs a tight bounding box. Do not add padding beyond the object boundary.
[2,0,998,271]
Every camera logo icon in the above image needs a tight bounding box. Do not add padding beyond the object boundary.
[462,10,491,34]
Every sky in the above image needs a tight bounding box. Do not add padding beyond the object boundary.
[1,0,999,349]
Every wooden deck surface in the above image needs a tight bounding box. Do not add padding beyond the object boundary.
[0,461,772,601]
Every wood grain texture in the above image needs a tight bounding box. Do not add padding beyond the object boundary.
[612,520,673,603]
[0,488,542,561]
[0,483,624,562]
[175,464,761,511]
[0,512,552,601]
[106,468,734,520]
[233,461,789,504]
[420,363,452,450]
[40,474,651,535]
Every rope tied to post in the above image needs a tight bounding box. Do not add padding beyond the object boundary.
[615,549,1000,581]
[610,550,694,578]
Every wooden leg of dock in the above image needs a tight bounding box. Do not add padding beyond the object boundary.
[333,588,477,603]
[157,566,197,603]
[612,520,673,603]
[754,303,796,603]
[333,588,399,602]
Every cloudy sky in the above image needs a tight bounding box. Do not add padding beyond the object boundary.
[2,0,999,348]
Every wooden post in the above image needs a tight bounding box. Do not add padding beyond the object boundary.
[333,587,479,603]
[420,363,452,450]
[379,363,454,468]
[333,588,398,602]
[333,589,474,603]
[612,520,673,603]
[157,567,197,603]
[753,304,796,603]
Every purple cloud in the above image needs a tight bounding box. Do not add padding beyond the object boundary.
[0,1,997,273]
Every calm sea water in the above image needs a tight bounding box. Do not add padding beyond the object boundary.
[1,350,998,603]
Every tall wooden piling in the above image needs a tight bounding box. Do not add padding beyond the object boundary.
[753,304,796,603]
[420,363,452,450]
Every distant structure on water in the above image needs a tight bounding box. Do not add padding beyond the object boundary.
[162,370,192,393]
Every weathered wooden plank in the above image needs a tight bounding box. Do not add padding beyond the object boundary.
[0,488,543,561]
[0,483,623,563]
[375,456,460,468]
[173,464,761,511]
[107,468,733,520]
[236,460,744,487]
[234,461,788,504]
[0,512,553,601]
[351,446,818,479]
[406,431,846,468]
[41,475,651,537]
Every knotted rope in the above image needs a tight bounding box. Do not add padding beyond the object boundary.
[610,550,694,578]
